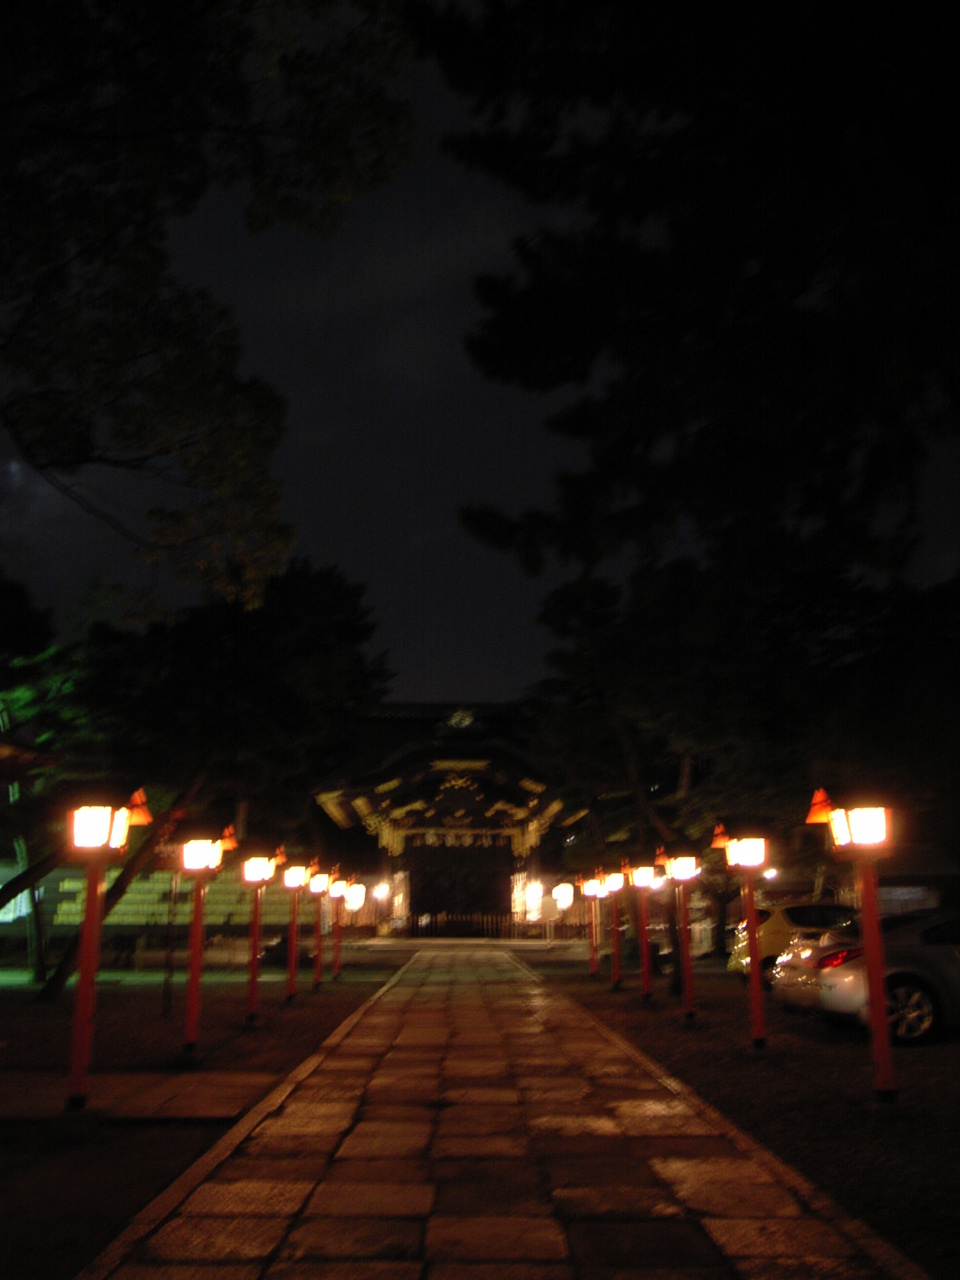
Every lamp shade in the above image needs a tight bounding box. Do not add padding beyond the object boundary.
[725,837,766,868]
[70,804,131,854]
[344,882,366,912]
[182,839,222,873]
[830,806,890,850]
[632,866,655,889]
[309,872,330,894]
[283,865,308,890]
[666,855,699,881]
[243,856,276,883]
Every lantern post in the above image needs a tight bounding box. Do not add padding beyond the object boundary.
[605,870,625,988]
[345,881,367,917]
[373,879,391,928]
[329,878,346,977]
[631,865,656,998]
[551,882,574,939]
[665,852,700,1019]
[242,853,276,1021]
[580,877,600,975]
[180,834,224,1053]
[66,794,148,1108]
[283,865,309,1002]
[309,871,329,987]
[809,792,896,1101]
[721,831,768,1049]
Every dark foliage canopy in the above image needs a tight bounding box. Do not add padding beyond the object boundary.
[1,1,412,604]
[11,560,392,854]
[414,2,959,840]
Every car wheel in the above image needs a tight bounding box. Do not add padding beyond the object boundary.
[887,977,938,1044]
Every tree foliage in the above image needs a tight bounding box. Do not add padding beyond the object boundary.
[415,3,959,840]
[1,1,412,604]
[9,560,392,858]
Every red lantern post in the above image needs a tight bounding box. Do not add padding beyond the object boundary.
[724,835,768,1049]
[666,854,699,1019]
[66,799,142,1108]
[283,866,308,1002]
[243,855,276,1021]
[810,796,896,1101]
[631,866,655,998]
[581,878,600,976]
[309,872,329,988]
[181,836,223,1052]
[329,878,346,978]
[606,871,625,988]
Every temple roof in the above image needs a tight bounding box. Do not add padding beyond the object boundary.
[315,703,567,857]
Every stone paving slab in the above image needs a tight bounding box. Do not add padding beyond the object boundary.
[73,949,932,1280]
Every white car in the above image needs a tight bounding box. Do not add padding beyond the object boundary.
[769,923,862,1012]
[771,909,960,1044]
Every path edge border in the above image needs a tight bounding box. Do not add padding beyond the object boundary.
[514,955,932,1280]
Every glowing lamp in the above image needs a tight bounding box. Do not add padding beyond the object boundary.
[72,805,131,852]
[848,807,888,846]
[345,882,366,912]
[283,865,308,890]
[373,881,390,901]
[329,878,347,899]
[182,839,222,873]
[632,866,655,889]
[763,867,778,880]
[525,880,543,910]
[309,872,330,894]
[582,878,600,898]
[552,883,574,911]
[829,806,890,852]
[665,855,699,881]
[595,878,610,898]
[725,838,766,869]
[605,872,624,893]
[243,856,275,883]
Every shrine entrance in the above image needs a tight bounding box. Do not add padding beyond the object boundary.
[315,705,571,933]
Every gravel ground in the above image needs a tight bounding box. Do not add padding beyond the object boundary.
[531,957,960,1280]
[0,960,400,1280]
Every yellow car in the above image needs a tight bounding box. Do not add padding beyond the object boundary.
[727,902,857,980]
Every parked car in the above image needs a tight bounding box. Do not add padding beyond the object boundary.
[771,909,960,1044]
[727,902,857,980]
[769,921,862,1012]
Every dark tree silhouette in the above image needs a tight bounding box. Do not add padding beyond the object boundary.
[2,1,412,604]
[413,2,959,839]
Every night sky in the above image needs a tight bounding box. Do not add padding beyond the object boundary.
[0,59,582,702]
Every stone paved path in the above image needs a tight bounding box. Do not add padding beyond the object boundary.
[78,949,929,1280]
